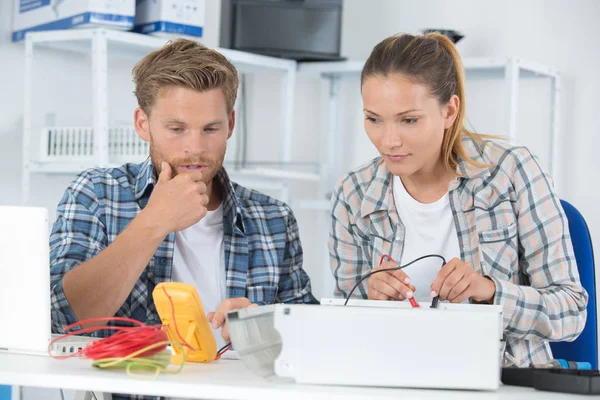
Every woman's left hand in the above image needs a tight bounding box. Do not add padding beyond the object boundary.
[430,258,496,304]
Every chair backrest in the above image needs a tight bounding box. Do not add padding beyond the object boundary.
[550,200,598,369]
[0,386,10,400]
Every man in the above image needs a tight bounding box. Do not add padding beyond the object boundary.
[49,39,317,367]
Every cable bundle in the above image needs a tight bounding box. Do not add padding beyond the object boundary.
[49,317,185,379]
[49,286,231,379]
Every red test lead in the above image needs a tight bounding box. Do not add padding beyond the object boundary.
[379,254,419,308]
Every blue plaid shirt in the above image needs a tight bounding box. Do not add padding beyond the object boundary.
[50,157,317,334]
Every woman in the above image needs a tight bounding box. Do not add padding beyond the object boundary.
[328,32,587,367]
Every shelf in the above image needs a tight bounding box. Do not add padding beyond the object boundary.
[297,57,560,79]
[462,57,560,78]
[22,29,300,203]
[33,126,321,181]
[291,199,331,211]
[297,55,561,184]
[24,28,296,74]
[28,161,115,174]
[21,28,562,203]
[28,160,321,183]
[32,31,557,79]
[297,60,365,78]
[225,161,321,182]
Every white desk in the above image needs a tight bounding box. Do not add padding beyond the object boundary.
[0,353,582,400]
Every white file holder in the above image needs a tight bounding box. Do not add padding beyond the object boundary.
[227,301,503,391]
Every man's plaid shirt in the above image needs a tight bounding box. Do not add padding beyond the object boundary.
[50,158,317,400]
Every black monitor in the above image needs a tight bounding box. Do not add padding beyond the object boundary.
[220,0,345,61]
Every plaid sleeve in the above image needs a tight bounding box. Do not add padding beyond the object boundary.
[490,147,588,341]
[277,206,318,304]
[328,181,369,299]
[50,172,108,333]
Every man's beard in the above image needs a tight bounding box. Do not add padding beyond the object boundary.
[149,141,225,185]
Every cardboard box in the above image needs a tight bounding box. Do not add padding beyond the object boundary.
[135,0,204,39]
[12,0,136,42]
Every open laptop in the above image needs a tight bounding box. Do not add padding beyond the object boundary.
[0,206,91,356]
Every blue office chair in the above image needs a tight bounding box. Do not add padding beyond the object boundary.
[549,200,598,369]
[0,386,10,400]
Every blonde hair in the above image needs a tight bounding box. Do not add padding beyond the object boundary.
[361,32,493,172]
[133,38,239,115]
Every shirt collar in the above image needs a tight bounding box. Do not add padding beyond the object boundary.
[216,168,246,233]
[360,159,394,218]
[359,136,491,217]
[455,135,492,180]
[134,157,156,201]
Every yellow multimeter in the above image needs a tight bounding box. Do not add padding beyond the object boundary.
[152,282,217,363]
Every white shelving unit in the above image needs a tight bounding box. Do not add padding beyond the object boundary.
[19,27,565,307]
[22,28,561,209]
[22,28,312,204]
[298,57,561,199]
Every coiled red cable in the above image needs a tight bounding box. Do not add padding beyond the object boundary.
[49,285,231,361]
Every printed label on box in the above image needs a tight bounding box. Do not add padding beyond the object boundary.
[19,0,50,13]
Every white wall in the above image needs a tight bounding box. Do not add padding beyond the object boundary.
[0,1,27,206]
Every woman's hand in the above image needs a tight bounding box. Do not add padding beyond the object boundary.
[430,258,496,303]
[367,260,417,301]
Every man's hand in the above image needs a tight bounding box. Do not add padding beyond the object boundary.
[207,298,258,343]
[367,260,416,301]
[430,258,496,304]
[142,162,209,235]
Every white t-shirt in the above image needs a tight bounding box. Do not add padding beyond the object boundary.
[172,204,227,349]
[392,176,461,303]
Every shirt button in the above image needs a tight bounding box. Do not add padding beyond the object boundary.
[160,259,167,266]
[395,236,401,242]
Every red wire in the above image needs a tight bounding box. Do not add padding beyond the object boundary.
[161,285,196,351]
[49,320,168,361]
[49,286,196,361]
[215,344,232,360]
[84,326,168,359]
[63,317,145,332]
[49,285,214,362]
[379,254,419,308]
